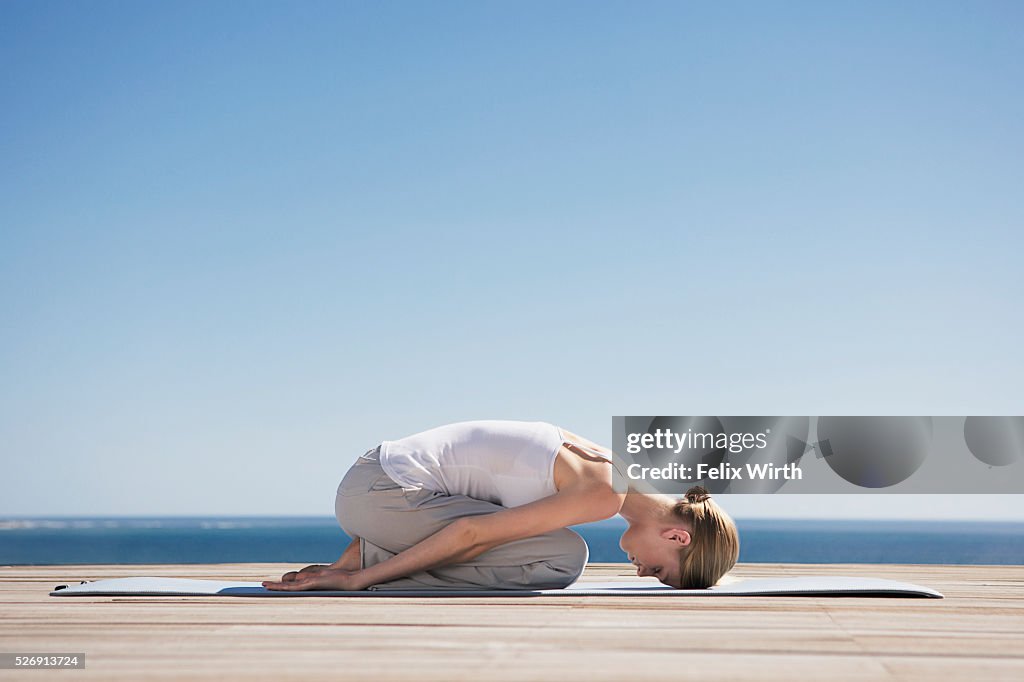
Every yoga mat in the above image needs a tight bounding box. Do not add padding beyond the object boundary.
[50,576,943,598]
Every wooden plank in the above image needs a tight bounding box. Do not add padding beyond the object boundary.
[1,563,1022,681]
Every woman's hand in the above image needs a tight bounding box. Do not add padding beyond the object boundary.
[262,567,369,592]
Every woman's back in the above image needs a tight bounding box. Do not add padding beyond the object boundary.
[379,420,565,508]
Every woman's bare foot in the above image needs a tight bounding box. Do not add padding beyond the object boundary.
[281,564,329,582]
[332,537,361,571]
[279,537,361,583]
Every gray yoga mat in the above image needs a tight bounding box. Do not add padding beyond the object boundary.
[50,576,943,598]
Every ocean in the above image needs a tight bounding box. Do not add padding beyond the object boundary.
[1,517,1022,566]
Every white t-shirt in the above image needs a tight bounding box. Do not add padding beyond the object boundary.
[379,420,567,508]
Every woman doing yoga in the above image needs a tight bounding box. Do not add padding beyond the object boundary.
[263,420,739,591]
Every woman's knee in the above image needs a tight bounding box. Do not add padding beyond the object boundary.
[544,528,589,586]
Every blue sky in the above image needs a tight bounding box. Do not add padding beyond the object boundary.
[2,1,1022,518]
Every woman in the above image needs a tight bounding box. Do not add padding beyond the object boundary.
[263,420,740,591]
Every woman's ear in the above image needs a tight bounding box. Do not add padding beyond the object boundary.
[662,528,691,547]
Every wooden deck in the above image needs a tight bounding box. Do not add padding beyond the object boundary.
[2,563,1023,681]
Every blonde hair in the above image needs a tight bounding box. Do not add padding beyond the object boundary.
[672,485,740,589]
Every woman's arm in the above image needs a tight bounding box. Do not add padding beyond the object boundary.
[263,482,619,591]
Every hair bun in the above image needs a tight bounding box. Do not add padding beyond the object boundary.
[685,485,711,504]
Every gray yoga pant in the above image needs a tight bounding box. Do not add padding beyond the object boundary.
[334,446,589,590]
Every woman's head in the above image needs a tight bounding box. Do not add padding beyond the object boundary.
[619,486,740,589]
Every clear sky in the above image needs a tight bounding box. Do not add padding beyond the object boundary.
[2,1,1022,519]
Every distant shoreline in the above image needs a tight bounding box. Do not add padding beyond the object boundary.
[2,516,1022,566]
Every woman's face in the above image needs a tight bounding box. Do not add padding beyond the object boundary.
[619,523,689,588]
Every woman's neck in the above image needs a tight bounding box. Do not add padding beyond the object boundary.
[619,489,678,526]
